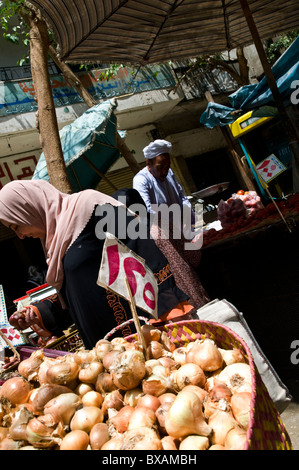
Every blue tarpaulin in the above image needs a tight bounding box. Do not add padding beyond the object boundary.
[33,100,124,192]
[200,37,299,129]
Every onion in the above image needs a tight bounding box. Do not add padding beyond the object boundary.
[18,349,44,381]
[158,356,178,370]
[110,350,146,390]
[0,427,9,442]
[46,361,80,386]
[109,405,135,433]
[156,401,172,432]
[123,388,144,407]
[89,422,110,449]
[44,393,82,426]
[102,349,122,371]
[94,340,113,361]
[186,339,223,372]
[145,359,161,376]
[217,363,252,394]
[141,324,161,345]
[74,349,97,364]
[31,384,73,414]
[182,385,207,402]
[147,341,164,359]
[0,377,32,405]
[78,361,103,384]
[160,331,176,353]
[179,435,209,450]
[121,427,162,450]
[37,358,56,385]
[70,406,104,434]
[203,384,233,418]
[0,437,24,450]
[8,406,33,441]
[208,409,239,446]
[26,414,65,448]
[81,390,103,408]
[95,372,117,394]
[231,392,251,429]
[161,435,180,450]
[75,383,94,397]
[136,394,161,412]
[224,427,247,450]
[172,347,188,365]
[101,435,123,450]
[209,444,225,450]
[171,363,206,391]
[158,392,176,406]
[165,390,212,439]
[128,406,157,430]
[218,348,245,366]
[101,390,124,417]
[60,430,89,450]
[142,374,169,397]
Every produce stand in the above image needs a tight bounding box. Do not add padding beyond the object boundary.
[198,195,299,384]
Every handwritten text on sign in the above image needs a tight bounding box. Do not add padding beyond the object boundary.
[97,234,158,319]
[256,154,287,183]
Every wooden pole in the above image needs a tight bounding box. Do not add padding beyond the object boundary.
[205,91,256,191]
[238,0,299,191]
[125,277,149,360]
[82,155,118,191]
[28,13,72,194]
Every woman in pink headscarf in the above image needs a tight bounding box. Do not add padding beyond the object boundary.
[0,180,192,348]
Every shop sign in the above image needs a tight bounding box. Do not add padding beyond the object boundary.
[256,154,287,183]
[97,233,158,319]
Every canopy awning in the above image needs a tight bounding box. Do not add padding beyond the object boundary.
[26,0,299,65]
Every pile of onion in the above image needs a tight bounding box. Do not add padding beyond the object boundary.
[0,325,253,450]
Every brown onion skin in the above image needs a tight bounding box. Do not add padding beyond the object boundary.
[31,384,73,414]
[158,392,176,406]
[89,423,110,450]
[60,430,89,450]
[136,394,161,412]
[109,405,135,433]
[0,377,32,405]
[161,435,180,450]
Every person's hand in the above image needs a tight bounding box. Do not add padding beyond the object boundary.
[9,307,51,337]
[9,308,30,331]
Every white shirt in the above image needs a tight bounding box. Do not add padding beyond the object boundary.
[133,166,195,223]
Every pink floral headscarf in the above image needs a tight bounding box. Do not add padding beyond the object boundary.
[0,180,121,290]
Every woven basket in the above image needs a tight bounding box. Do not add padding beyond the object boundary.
[126,319,292,450]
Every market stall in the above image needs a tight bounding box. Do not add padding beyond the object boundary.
[198,193,299,383]
[0,230,294,450]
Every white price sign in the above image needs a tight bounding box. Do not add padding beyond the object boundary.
[256,154,287,183]
[97,234,158,319]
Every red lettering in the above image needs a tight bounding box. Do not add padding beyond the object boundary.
[143,282,156,310]
[123,257,146,297]
[106,244,120,286]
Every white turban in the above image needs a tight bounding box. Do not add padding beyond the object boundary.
[143,139,172,160]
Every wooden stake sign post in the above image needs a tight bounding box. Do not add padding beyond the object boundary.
[97,234,158,359]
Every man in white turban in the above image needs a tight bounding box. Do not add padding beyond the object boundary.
[133,139,195,226]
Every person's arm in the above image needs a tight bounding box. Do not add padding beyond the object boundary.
[9,295,72,338]
[133,172,153,213]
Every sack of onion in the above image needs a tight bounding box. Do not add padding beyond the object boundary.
[0,320,292,450]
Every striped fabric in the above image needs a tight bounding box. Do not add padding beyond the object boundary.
[26,0,299,65]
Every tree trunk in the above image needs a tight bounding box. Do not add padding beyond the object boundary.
[29,12,72,194]
[49,46,140,175]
